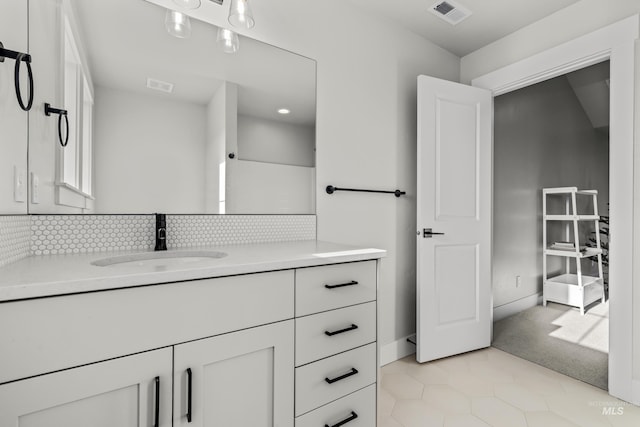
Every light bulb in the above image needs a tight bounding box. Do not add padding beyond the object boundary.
[165,9,191,39]
[228,0,255,29]
[217,28,240,54]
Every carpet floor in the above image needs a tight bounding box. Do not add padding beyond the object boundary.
[492,300,609,390]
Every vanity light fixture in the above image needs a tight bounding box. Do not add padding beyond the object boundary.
[228,0,255,29]
[217,27,240,53]
[277,108,290,115]
[165,9,192,38]
[172,0,201,9]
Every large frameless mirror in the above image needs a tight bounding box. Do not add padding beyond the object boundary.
[27,0,316,214]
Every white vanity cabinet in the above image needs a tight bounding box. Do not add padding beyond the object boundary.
[0,270,295,427]
[173,321,294,427]
[0,255,380,427]
[0,348,173,427]
[294,260,378,427]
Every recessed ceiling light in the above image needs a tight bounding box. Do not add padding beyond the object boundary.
[277,108,290,115]
[173,0,201,9]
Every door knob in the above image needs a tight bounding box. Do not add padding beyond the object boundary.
[423,228,445,238]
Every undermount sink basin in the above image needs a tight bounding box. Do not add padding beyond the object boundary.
[91,250,228,268]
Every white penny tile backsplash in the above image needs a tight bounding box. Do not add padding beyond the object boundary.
[31,215,155,255]
[168,215,317,248]
[0,214,315,258]
[0,216,31,268]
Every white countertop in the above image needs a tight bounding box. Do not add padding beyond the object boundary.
[0,240,386,302]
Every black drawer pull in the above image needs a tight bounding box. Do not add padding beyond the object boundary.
[153,376,160,427]
[324,280,358,289]
[186,368,193,423]
[325,368,358,384]
[325,411,358,427]
[325,324,358,336]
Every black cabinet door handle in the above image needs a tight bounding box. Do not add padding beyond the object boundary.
[325,411,359,427]
[325,368,358,384]
[324,280,358,289]
[186,368,193,423]
[153,376,160,427]
[325,324,358,336]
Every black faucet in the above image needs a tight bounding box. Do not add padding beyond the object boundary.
[154,213,167,251]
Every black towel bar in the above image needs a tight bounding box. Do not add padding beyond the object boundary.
[326,185,406,198]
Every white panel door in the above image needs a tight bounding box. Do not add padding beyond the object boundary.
[174,320,294,427]
[0,348,172,427]
[416,75,492,363]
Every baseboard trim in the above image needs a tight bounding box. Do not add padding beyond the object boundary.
[493,293,543,322]
[380,335,416,366]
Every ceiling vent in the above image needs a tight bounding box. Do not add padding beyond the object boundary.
[429,1,472,25]
[146,78,174,94]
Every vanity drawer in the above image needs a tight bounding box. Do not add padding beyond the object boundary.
[295,384,376,427]
[295,302,376,366]
[0,270,294,384]
[296,261,376,316]
[295,343,376,416]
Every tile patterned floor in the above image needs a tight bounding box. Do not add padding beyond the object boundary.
[378,347,640,427]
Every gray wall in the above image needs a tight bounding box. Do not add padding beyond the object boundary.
[493,74,609,308]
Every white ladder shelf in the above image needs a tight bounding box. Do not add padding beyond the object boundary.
[542,187,605,315]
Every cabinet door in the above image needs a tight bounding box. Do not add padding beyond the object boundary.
[174,320,294,427]
[0,0,28,213]
[0,348,172,427]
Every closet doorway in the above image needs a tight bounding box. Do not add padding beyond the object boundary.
[490,61,610,390]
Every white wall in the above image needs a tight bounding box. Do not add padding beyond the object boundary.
[493,74,609,309]
[237,115,315,167]
[461,0,640,83]
[6,1,42,214]
[635,40,640,386]
[93,86,207,213]
[0,1,28,214]
[241,0,460,359]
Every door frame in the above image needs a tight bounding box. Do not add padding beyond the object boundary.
[471,16,639,404]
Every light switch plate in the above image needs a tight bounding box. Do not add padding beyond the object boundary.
[14,166,26,203]
[31,172,40,204]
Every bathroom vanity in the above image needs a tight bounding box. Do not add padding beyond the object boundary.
[0,241,384,427]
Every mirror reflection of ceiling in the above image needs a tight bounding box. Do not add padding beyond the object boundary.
[72,0,316,126]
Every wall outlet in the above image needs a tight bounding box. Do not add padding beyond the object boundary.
[516,275,522,288]
[13,166,26,203]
